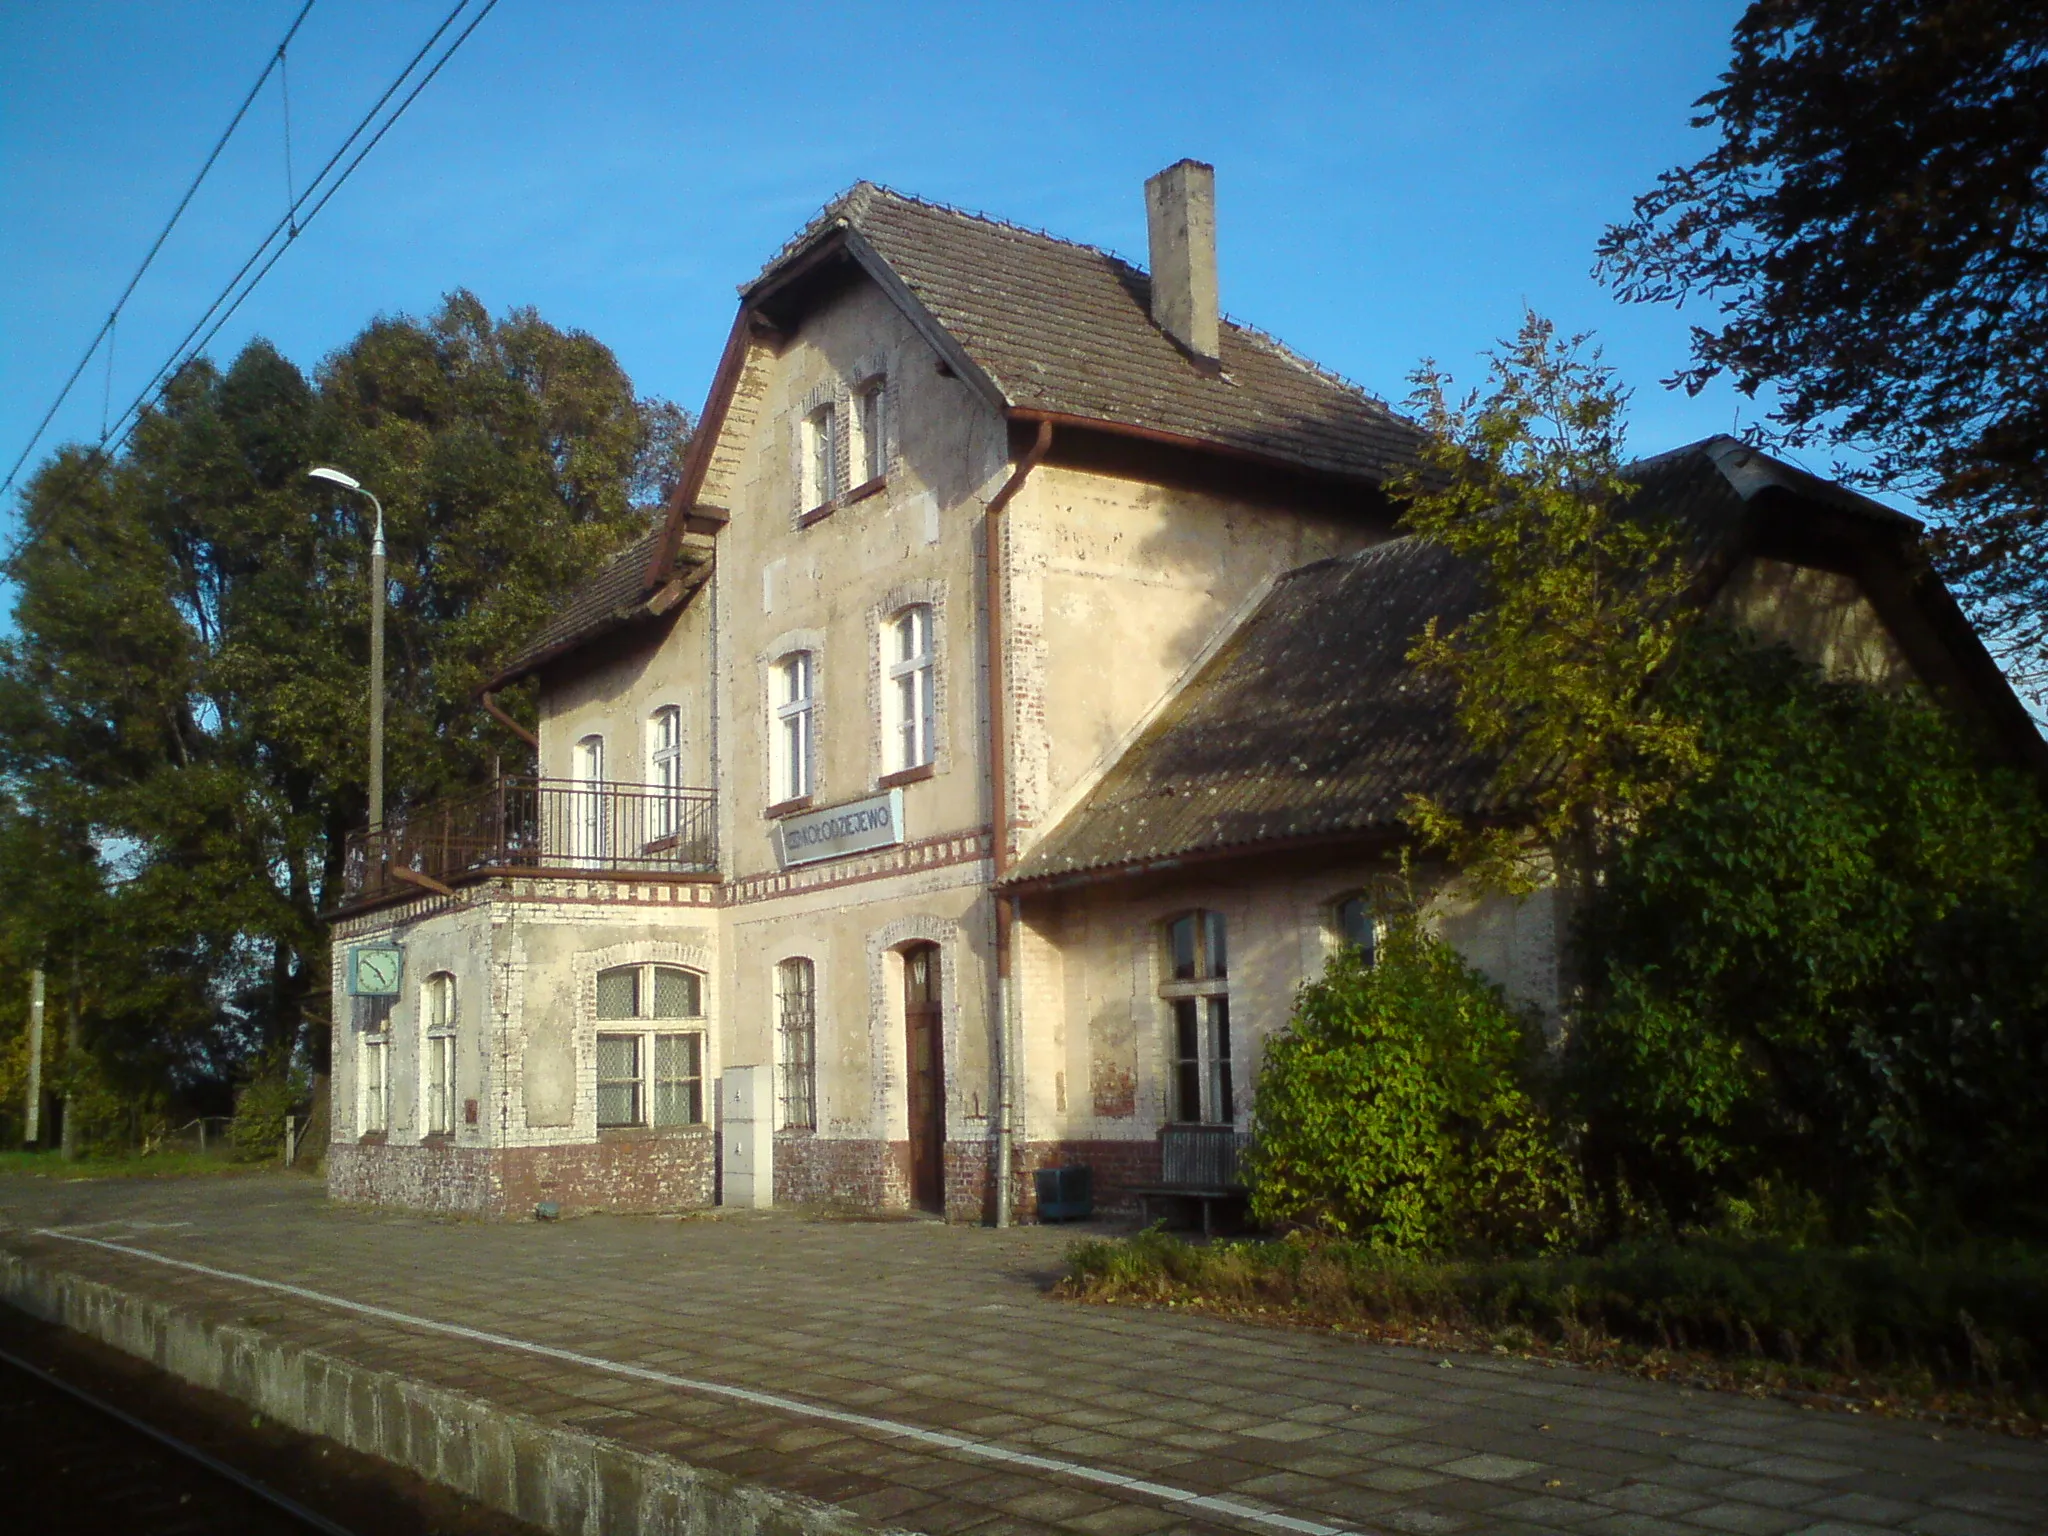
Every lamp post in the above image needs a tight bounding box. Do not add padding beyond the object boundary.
[308,466,387,833]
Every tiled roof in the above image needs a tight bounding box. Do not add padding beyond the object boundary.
[487,529,697,688]
[760,184,1428,484]
[1004,438,1868,886]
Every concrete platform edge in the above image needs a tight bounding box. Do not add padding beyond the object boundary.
[0,1247,889,1536]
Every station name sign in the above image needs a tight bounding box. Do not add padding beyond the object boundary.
[776,788,905,868]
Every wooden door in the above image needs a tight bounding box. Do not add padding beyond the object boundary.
[903,943,945,1212]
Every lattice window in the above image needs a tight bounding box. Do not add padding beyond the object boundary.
[777,957,817,1130]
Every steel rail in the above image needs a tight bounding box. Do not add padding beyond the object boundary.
[0,1343,361,1536]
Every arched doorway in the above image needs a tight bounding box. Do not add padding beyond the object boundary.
[902,942,945,1212]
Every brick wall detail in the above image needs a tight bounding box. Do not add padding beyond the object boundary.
[328,1131,714,1218]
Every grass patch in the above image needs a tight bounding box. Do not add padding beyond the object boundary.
[0,1148,267,1182]
[1062,1227,2046,1436]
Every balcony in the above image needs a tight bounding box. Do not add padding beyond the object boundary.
[340,777,717,909]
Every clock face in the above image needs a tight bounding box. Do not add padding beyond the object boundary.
[352,946,402,996]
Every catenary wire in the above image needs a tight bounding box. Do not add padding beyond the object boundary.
[3,0,497,569]
[0,0,317,501]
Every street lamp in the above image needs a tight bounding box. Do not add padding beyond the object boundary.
[308,466,387,834]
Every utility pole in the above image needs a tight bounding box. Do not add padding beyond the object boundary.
[24,967,44,1147]
[60,958,80,1161]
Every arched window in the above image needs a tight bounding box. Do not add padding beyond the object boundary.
[776,957,817,1130]
[422,971,457,1136]
[1160,911,1233,1125]
[883,605,934,774]
[1333,894,1378,965]
[770,653,814,804]
[594,963,706,1128]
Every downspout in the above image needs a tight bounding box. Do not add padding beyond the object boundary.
[985,419,1053,1227]
[479,689,540,753]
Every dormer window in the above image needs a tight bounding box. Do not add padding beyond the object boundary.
[854,377,887,488]
[802,403,838,512]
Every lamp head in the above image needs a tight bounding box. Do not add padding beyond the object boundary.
[307,466,362,491]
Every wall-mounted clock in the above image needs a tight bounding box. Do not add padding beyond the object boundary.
[348,945,404,997]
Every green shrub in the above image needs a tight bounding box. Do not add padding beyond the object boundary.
[1572,628,2048,1241]
[230,1056,307,1162]
[1066,1229,2047,1405]
[1243,912,1584,1253]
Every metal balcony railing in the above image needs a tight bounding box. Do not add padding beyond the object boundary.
[340,777,716,907]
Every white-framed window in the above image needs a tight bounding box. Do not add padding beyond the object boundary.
[572,733,606,861]
[1333,894,1378,965]
[594,962,706,1128]
[770,652,814,804]
[1161,910,1233,1125]
[361,1030,390,1135]
[854,377,887,486]
[423,971,457,1136]
[882,605,935,774]
[648,705,683,838]
[777,957,817,1130]
[802,402,838,510]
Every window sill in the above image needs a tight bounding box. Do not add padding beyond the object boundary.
[357,1131,388,1146]
[598,1123,710,1140]
[877,762,934,790]
[844,474,887,505]
[765,795,814,820]
[421,1132,454,1147]
[797,500,836,528]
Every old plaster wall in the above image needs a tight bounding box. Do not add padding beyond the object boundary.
[1007,463,1382,843]
[1021,858,1560,1153]
[721,863,993,1212]
[537,595,713,789]
[328,897,496,1150]
[716,277,1009,881]
[1713,556,1916,687]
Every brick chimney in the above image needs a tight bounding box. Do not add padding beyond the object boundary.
[1144,159,1220,364]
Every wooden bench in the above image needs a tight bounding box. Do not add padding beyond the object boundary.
[1134,1125,1252,1236]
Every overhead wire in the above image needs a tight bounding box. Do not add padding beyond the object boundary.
[0,0,317,501]
[3,0,500,568]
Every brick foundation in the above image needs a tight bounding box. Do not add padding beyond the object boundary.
[773,1134,912,1210]
[328,1130,715,1219]
[943,1137,1163,1224]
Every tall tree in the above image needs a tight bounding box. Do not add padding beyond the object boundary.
[1597,1,2048,704]
[1395,312,1705,892]
[0,292,685,1093]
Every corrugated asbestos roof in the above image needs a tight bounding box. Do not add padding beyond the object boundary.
[765,184,1428,484]
[1004,439,1858,887]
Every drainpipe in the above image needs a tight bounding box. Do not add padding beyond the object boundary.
[985,419,1053,1227]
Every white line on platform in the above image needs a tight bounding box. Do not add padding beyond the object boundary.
[37,1230,1355,1536]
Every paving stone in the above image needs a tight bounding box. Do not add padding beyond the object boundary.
[4,1175,2045,1536]
[1680,1502,1811,1535]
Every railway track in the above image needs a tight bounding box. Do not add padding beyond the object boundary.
[0,1344,352,1534]
[0,1307,544,1536]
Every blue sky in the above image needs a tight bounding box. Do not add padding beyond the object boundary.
[3,0,1769,532]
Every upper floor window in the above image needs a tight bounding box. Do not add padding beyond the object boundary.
[854,378,887,486]
[571,734,606,860]
[649,706,682,790]
[802,403,838,510]
[423,971,456,1136]
[771,652,815,804]
[1334,894,1377,965]
[884,605,935,774]
[777,957,817,1130]
[595,962,706,1128]
[649,705,683,840]
[1162,910,1232,1125]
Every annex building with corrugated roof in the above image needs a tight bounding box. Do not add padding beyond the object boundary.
[323,163,2040,1222]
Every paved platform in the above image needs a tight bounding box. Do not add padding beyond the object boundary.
[0,1175,2041,1536]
